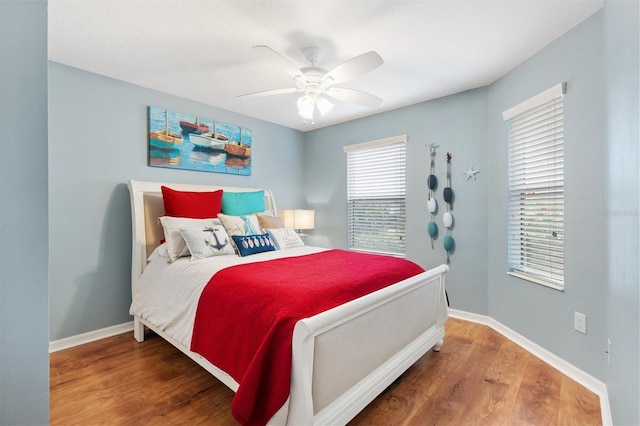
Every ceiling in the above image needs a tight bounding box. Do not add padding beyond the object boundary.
[48,0,603,132]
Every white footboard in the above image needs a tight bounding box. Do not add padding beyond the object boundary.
[132,264,447,425]
[287,264,449,425]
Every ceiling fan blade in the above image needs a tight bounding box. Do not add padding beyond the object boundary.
[252,45,302,78]
[326,87,383,108]
[323,51,383,84]
[237,87,299,98]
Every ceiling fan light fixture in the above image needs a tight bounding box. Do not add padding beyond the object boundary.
[243,45,384,123]
[297,108,314,120]
[316,96,334,116]
[297,95,315,120]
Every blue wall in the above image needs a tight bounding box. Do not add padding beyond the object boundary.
[48,63,306,340]
[302,88,490,315]
[602,1,639,424]
[487,6,607,381]
[487,6,639,424]
[0,1,50,424]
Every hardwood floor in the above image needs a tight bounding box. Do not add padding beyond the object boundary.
[50,318,601,425]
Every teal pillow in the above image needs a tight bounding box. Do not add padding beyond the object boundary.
[221,191,265,216]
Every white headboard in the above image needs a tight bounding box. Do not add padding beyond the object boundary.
[128,180,277,286]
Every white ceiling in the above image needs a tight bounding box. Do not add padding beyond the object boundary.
[48,0,603,132]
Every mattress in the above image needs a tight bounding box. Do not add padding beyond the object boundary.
[129,245,327,348]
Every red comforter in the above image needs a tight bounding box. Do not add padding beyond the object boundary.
[190,249,424,425]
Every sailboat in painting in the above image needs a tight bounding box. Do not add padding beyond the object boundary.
[179,117,210,135]
[190,122,229,151]
[150,109,183,148]
[224,142,251,157]
[190,133,228,150]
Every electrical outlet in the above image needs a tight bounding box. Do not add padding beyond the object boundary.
[574,311,587,334]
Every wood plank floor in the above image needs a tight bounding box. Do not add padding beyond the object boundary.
[50,318,601,425]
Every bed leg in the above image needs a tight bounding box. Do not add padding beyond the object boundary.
[433,338,444,352]
[133,317,145,343]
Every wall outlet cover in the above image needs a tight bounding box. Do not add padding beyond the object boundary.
[574,311,587,334]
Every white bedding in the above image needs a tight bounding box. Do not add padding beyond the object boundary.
[129,245,327,349]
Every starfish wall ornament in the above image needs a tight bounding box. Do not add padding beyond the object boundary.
[463,166,479,181]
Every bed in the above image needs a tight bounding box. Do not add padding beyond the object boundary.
[128,179,449,425]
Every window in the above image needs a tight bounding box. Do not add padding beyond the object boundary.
[503,83,565,290]
[344,135,407,257]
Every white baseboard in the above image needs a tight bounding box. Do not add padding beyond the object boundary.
[49,321,134,353]
[448,309,612,426]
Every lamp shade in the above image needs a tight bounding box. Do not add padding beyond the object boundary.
[282,209,315,231]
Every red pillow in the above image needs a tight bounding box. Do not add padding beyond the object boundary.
[161,186,223,219]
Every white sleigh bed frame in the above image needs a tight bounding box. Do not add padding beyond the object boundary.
[128,179,449,425]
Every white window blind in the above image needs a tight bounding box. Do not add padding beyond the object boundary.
[504,83,565,289]
[344,135,407,256]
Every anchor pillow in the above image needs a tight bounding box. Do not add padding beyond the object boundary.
[159,216,222,262]
[180,225,236,260]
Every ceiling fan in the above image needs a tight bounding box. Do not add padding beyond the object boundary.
[238,45,384,121]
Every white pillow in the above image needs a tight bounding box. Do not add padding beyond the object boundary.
[147,242,168,262]
[159,216,221,262]
[218,213,261,237]
[266,227,305,250]
[218,213,262,252]
[256,213,285,233]
[180,225,236,260]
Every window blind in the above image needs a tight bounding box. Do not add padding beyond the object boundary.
[505,84,565,289]
[344,135,407,256]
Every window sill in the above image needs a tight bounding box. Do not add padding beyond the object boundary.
[507,271,564,292]
[349,248,404,258]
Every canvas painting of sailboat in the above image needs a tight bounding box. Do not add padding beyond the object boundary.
[148,106,252,176]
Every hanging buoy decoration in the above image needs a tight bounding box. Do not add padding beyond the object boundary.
[428,174,438,190]
[443,211,453,228]
[444,152,454,263]
[427,197,437,213]
[427,143,438,249]
[426,143,439,249]
[444,235,455,252]
[443,187,453,203]
[428,221,438,237]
